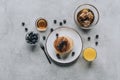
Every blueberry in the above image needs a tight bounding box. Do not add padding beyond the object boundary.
[95,41,98,46]
[35,36,38,40]
[59,22,62,26]
[32,41,36,44]
[53,20,57,24]
[96,35,99,39]
[50,28,54,32]
[88,37,91,41]
[56,33,59,38]
[33,35,37,38]
[22,22,25,26]
[25,28,28,32]
[63,20,66,24]
[26,35,29,40]
[36,36,38,40]
[32,39,36,42]
[43,36,46,40]
[29,32,33,36]
[56,54,61,59]
[33,35,36,39]
[72,52,75,56]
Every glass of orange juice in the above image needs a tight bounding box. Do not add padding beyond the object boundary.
[83,47,97,62]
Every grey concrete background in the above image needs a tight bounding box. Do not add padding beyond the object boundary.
[0,0,120,80]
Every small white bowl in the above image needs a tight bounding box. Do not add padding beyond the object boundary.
[25,31,39,46]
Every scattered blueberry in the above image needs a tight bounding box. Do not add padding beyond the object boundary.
[59,22,62,26]
[22,22,25,26]
[72,52,75,56]
[63,20,66,24]
[95,41,98,46]
[56,33,59,38]
[96,35,99,39]
[53,20,57,24]
[56,54,61,59]
[25,28,28,32]
[43,36,46,40]
[50,28,54,32]
[26,32,39,45]
[88,37,91,41]
[57,41,67,51]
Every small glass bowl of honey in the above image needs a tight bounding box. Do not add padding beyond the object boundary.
[35,18,48,31]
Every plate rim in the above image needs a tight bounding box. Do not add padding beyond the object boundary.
[45,27,83,64]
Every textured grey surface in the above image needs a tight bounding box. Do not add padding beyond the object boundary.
[0,0,120,80]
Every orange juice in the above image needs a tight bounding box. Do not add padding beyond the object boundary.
[83,48,97,61]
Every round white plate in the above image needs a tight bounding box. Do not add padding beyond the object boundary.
[46,27,83,64]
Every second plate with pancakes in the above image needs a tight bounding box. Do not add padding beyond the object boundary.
[46,27,83,64]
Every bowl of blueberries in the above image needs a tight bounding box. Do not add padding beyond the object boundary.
[25,31,39,45]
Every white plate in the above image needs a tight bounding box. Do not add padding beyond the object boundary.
[46,27,83,64]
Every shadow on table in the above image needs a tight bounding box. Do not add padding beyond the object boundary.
[79,28,91,34]
[78,56,94,68]
[87,62,93,68]
[27,45,37,52]
[51,58,78,67]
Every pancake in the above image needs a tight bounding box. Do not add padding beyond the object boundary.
[54,36,74,58]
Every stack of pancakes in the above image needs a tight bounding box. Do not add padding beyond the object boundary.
[54,36,74,58]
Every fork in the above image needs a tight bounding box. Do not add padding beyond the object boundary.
[40,43,51,64]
